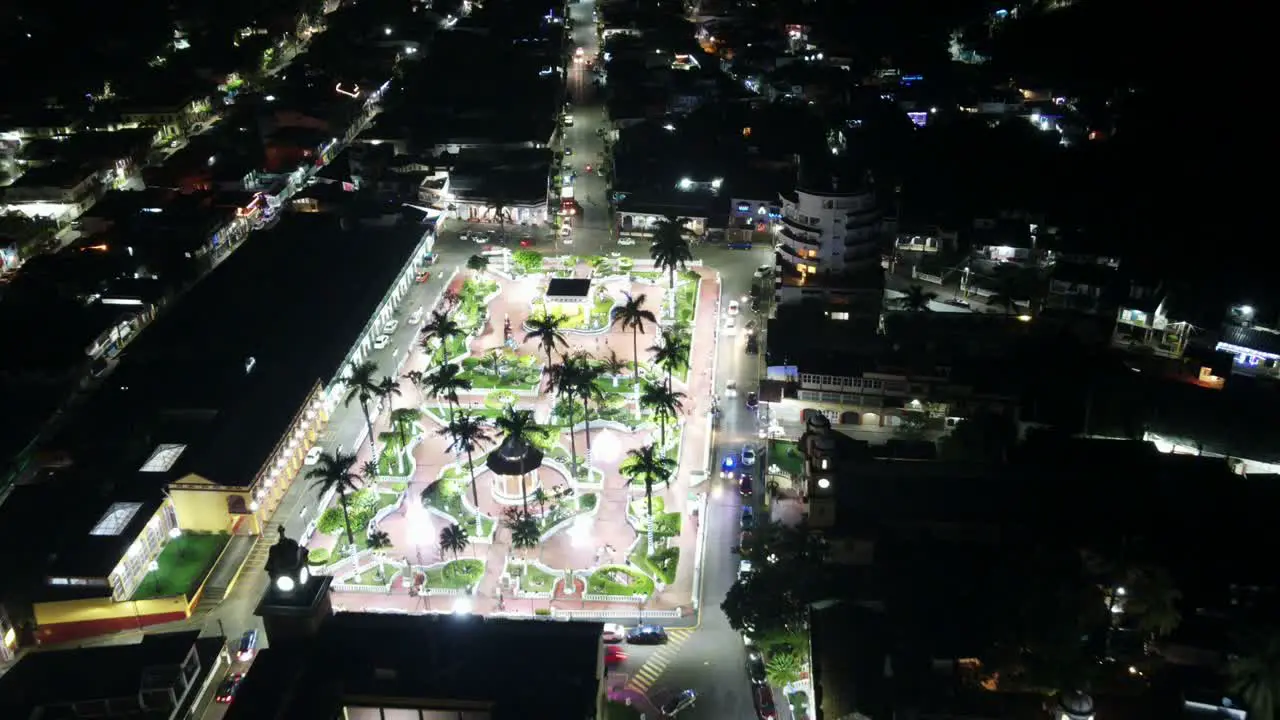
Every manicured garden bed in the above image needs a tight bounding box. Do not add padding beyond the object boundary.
[629,534,680,585]
[515,563,557,593]
[768,439,804,477]
[424,559,484,590]
[130,532,230,600]
[317,489,400,550]
[460,352,541,390]
[351,563,399,586]
[536,492,598,534]
[587,564,655,597]
[421,475,496,538]
[377,422,424,476]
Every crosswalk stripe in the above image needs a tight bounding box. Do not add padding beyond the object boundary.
[624,629,695,691]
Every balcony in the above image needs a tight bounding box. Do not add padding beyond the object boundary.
[779,225,821,247]
[781,213,821,233]
[844,206,881,230]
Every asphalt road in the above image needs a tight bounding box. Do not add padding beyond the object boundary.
[562,0,616,257]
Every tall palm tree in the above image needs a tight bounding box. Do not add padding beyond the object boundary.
[524,312,569,374]
[466,253,490,277]
[896,284,937,311]
[367,529,392,580]
[377,373,402,432]
[509,513,541,558]
[599,348,629,388]
[620,443,675,553]
[611,291,657,383]
[305,450,363,552]
[640,382,686,454]
[532,487,550,518]
[649,215,694,290]
[1229,629,1280,720]
[547,357,585,475]
[571,355,606,454]
[360,460,379,484]
[648,327,690,392]
[421,310,464,365]
[425,363,472,423]
[494,405,544,512]
[388,407,418,471]
[343,360,382,456]
[438,412,492,536]
[439,523,470,560]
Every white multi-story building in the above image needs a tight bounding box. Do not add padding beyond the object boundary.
[774,166,886,312]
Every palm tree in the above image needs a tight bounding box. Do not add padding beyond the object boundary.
[366,529,392,581]
[896,284,937,311]
[480,348,504,379]
[1229,629,1280,720]
[571,355,606,454]
[648,327,690,392]
[620,443,675,554]
[649,215,694,290]
[360,460,379,484]
[611,292,657,383]
[402,369,428,392]
[421,310,464,365]
[547,357,585,476]
[524,312,569,375]
[509,513,541,558]
[305,451,363,552]
[388,407,418,471]
[599,348,628,388]
[494,405,545,512]
[439,523,470,560]
[489,197,511,240]
[532,487,550,518]
[438,412,492,536]
[640,382,686,453]
[377,373,402,431]
[425,363,472,423]
[343,360,382,456]
[466,253,490,277]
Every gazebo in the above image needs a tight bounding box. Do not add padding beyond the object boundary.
[485,435,546,504]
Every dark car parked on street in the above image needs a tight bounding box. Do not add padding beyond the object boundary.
[626,624,669,644]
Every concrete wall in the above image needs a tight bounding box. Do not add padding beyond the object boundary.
[33,595,190,646]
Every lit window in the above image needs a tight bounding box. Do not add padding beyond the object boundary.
[90,502,144,536]
[831,312,849,320]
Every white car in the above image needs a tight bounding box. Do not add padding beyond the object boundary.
[408,307,424,325]
[741,446,757,466]
[727,300,739,316]
[738,559,754,579]
[382,319,398,334]
[459,231,472,242]
[373,334,390,350]
[725,379,738,397]
[602,623,626,643]
[304,446,324,465]
[617,237,635,245]
[724,317,736,335]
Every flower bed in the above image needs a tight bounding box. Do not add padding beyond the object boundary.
[586,564,655,597]
[350,563,400,586]
[629,534,680,585]
[421,473,496,539]
[317,489,400,549]
[514,563,558,593]
[423,559,484,590]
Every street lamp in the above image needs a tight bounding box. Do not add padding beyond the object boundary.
[148,559,161,594]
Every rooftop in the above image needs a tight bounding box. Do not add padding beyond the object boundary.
[224,613,604,720]
[58,213,427,493]
[546,278,591,298]
[0,631,222,719]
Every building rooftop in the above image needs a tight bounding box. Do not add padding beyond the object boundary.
[546,278,591,298]
[57,213,427,494]
[3,162,98,191]
[0,631,222,718]
[224,613,604,720]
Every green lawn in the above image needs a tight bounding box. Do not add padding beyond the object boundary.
[594,375,638,394]
[675,272,699,327]
[131,533,230,600]
[377,425,423,476]
[769,439,804,477]
[629,534,680,585]
[351,493,401,550]
[424,559,484,589]
[587,564,655,597]
[352,563,399,586]
[519,563,558,593]
[421,476,496,538]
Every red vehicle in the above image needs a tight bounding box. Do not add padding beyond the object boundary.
[215,673,244,703]
[415,270,430,283]
[605,645,627,667]
[519,237,536,248]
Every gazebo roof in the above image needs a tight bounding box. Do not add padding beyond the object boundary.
[485,436,545,476]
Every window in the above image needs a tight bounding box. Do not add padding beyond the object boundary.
[140,443,187,472]
[831,311,849,320]
[90,502,144,536]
